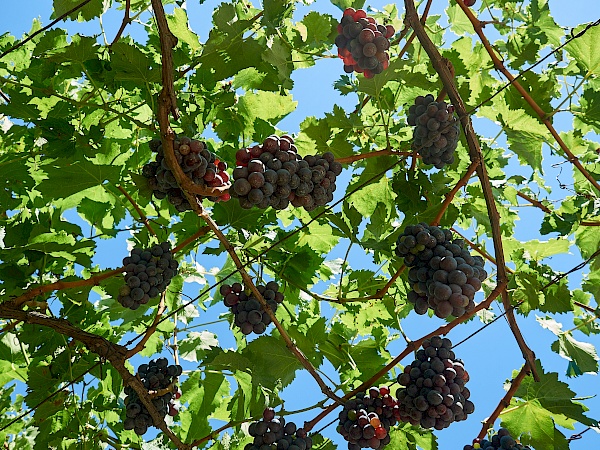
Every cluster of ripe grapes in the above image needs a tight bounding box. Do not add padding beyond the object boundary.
[123,358,183,435]
[117,242,178,310]
[337,386,398,450]
[221,281,284,335]
[244,408,312,450]
[231,135,342,211]
[464,428,531,450]
[395,223,487,319]
[335,8,394,78]
[396,336,474,430]
[142,136,230,211]
[407,94,460,169]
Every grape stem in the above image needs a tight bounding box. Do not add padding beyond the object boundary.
[125,290,167,358]
[454,0,600,193]
[404,0,539,381]
[109,0,132,48]
[431,160,479,226]
[477,363,531,440]
[117,185,157,236]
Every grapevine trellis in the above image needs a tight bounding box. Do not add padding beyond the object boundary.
[0,0,599,449]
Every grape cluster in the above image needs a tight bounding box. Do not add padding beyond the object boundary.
[337,386,398,450]
[464,428,532,450]
[407,94,460,169]
[396,336,474,430]
[395,223,487,319]
[231,134,342,212]
[118,242,179,310]
[335,8,395,78]
[123,358,183,435]
[142,136,230,212]
[244,408,312,450]
[221,281,284,335]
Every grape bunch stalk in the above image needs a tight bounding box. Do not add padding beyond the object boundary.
[337,386,399,450]
[407,94,460,169]
[123,358,183,435]
[395,223,487,319]
[464,428,532,450]
[396,335,474,430]
[335,8,395,78]
[117,242,179,310]
[231,134,342,212]
[244,408,313,450]
[142,136,230,212]
[221,281,284,335]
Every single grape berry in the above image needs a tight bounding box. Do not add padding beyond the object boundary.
[464,0,476,7]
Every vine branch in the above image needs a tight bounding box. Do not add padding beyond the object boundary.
[455,0,600,193]
[477,363,531,439]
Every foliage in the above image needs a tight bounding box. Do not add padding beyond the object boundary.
[0,0,599,449]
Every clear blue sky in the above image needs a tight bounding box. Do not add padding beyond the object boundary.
[1,1,600,449]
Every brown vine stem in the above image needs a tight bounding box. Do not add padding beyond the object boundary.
[304,281,507,432]
[172,225,211,253]
[11,267,125,308]
[516,190,552,214]
[455,0,600,193]
[0,0,92,61]
[477,363,531,439]
[431,161,479,226]
[109,0,132,47]
[117,185,156,236]
[581,221,600,226]
[405,0,538,381]
[574,301,598,314]
[335,149,412,164]
[125,290,167,358]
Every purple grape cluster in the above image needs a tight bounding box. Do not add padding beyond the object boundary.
[117,242,178,310]
[123,358,183,435]
[395,223,487,319]
[337,386,398,450]
[464,428,532,450]
[396,336,474,430]
[142,136,230,212]
[220,281,284,335]
[244,408,312,450]
[231,135,342,212]
[407,94,460,169]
